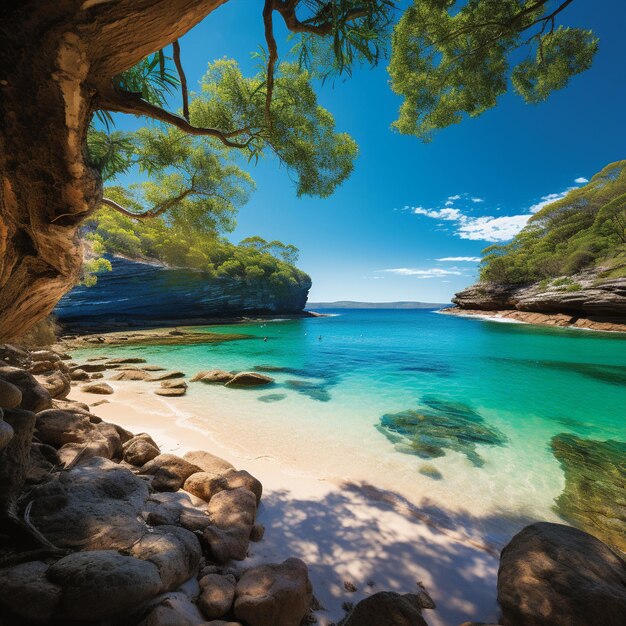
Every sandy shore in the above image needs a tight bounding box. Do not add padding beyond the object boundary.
[72,382,500,626]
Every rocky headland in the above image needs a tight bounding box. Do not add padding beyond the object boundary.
[444,268,626,332]
[55,256,312,333]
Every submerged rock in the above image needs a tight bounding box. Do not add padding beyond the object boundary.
[284,379,330,402]
[551,433,625,552]
[377,396,507,466]
[498,522,626,626]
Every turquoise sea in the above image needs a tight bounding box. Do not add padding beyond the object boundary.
[75,309,626,546]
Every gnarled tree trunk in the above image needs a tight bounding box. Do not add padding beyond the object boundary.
[0,0,225,341]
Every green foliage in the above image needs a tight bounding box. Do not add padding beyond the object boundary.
[190,59,358,197]
[83,208,310,292]
[480,161,626,284]
[82,257,113,287]
[389,0,598,140]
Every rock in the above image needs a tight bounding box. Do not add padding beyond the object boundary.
[203,488,257,563]
[155,386,187,397]
[0,378,22,408]
[199,573,236,620]
[106,356,148,365]
[142,490,210,532]
[191,370,234,384]
[234,558,312,626]
[27,442,61,484]
[0,561,62,622]
[498,522,626,626]
[151,370,186,381]
[184,471,228,502]
[55,255,311,327]
[74,362,107,372]
[139,591,209,626]
[161,379,188,389]
[70,368,90,381]
[183,450,235,474]
[225,372,274,388]
[551,434,625,552]
[140,453,203,492]
[451,268,626,327]
[130,525,202,590]
[90,371,104,379]
[418,463,443,480]
[30,349,61,363]
[47,550,162,622]
[223,469,262,504]
[80,381,114,394]
[0,419,14,451]
[36,369,71,399]
[0,366,52,412]
[124,433,161,466]
[343,591,430,626]
[35,409,96,447]
[377,396,507,467]
[28,457,150,550]
[111,368,153,381]
[250,524,265,542]
[52,398,91,412]
[142,365,166,371]
[0,408,37,506]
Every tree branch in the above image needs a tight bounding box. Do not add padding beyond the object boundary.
[99,89,255,148]
[275,0,370,36]
[101,188,194,219]
[263,0,279,128]
[172,40,190,122]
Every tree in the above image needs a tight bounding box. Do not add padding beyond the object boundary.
[0,0,595,340]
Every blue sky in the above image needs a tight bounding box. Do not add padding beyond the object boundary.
[114,0,626,303]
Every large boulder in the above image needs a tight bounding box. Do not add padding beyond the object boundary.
[26,442,62,484]
[142,490,210,532]
[0,560,62,623]
[185,469,262,505]
[203,488,257,563]
[0,378,22,409]
[497,522,626,626]
[140,453,203,492]
[47,550,162,622]
[130,525,202,590]
[183,450,235,475]
[0,366,52,412]
[111,368,153,381]
[139,591,209,626]
[198,573,236,620]
[124,433,161,466]
[234,558,312,626]
[35,370,71,399]
[28,457,150,551]
[225,372,274,388]
[343,592,431,626]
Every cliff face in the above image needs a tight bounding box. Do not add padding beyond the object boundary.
[55,256,311,327]
[452,268,626,325]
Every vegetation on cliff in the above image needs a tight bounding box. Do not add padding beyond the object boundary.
[480,161,626,285]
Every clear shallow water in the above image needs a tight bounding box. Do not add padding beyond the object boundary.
[75,310,626,545]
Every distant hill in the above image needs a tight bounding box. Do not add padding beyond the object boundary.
[307,301,446,309]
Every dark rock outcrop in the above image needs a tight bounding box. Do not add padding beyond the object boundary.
[497,522,626,626]
[343,591,432,626]
[55,255,311,328]
[451,268,626,326]
[551,434,625,552]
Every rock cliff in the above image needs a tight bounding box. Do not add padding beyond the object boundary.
[55,256,311,329]
[448,267,626,330]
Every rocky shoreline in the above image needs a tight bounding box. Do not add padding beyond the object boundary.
[441,306,626,333]
[448,268,626,332]
[0,342,624,625]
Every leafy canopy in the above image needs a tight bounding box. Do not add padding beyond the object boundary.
[480,161,626,285]
[389,0,598,140]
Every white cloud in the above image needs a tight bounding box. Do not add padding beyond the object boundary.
[413,206,462,221]
[382,267,464,278]
[456,214,531,242]
[471,197,484,203]
[437,256,481,262]
[447,194,462,201]
[574,177,589,184]
[528,191,569,214]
